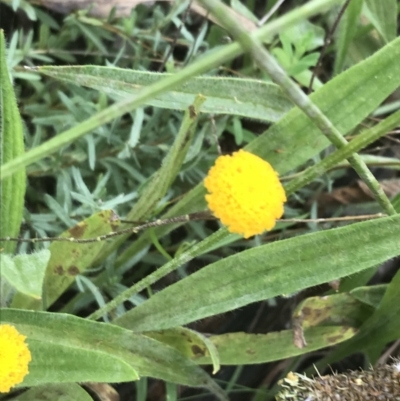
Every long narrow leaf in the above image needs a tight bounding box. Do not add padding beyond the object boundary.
[0,30,26,254]
[364,0,397,43]
[2,309,225,393]
[145,326,356,365]
[115,215,400,332]
[36,67,292,123]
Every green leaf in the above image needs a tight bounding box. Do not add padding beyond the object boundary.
[193,327,356,365]
[114,215,400,332]
[10,383,93,401]
[334,0,363,73]
[284,109,400,195]
[35,67,292,123]
[0,250,50,299]
[248,35,400,176]
[350,284,387,308]
[364,0,397,43]
[24,341,138,388]
[116,35,400,268]
[315,269,400,368]
[354,269,400,347]
[145,326,355,365]
[11,210,121,310]
[293,292,373,329]
[146,327,221,374]
[283,20,325,53]
[2,309,225,393]
[0,29,26,254]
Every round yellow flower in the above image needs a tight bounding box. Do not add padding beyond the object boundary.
[0,324,31,393]
[204,150,286,238]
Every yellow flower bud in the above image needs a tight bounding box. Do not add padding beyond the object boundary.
[0,324,31,393]
[204,150,286,238]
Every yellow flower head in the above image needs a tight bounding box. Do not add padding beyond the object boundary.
[204,150,286,238]
[0,324,31,393]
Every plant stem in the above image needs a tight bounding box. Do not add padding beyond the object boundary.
[198,0,396,216]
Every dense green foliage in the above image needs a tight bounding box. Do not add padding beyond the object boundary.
[0,0,399,400]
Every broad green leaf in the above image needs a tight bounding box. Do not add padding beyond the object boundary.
[11,210,121,310]
[10,383,92,401]
[364,0,397,43]
[2,309,225,393]
[116,35,400,268]
[2,311,137,388]
[192,327,356,365]
[145,326,355,365]
[114,215,400,332]
[22,341,138,388]
[0,250,50,299]
[35,67,292,123]
[0,29,26,254]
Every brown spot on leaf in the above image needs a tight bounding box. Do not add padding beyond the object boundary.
[327,327,357,344]
[327,334,343,344]
[54,265,64,275]
[246,348,256,355]
[68,266,80,276]
[191,345,205,356]
[189,105,197,119]
[69,222,88,238]
[110,211,120,231]
[293,315,307,349]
